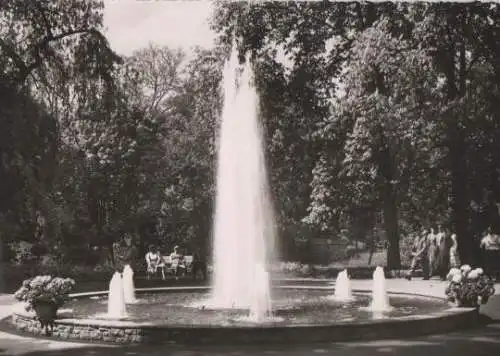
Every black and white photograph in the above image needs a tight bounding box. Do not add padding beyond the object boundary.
[0,1,499,355]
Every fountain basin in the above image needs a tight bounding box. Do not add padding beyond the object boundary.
[5,283,479,345]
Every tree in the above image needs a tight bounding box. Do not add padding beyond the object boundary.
[0,0,120,86]
[211,1,500,268]
[0,0,123,268]
[330,16,443,269]
[416,3,500,264]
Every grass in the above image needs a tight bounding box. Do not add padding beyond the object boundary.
[331,249,387,268]
[1,249,396,294]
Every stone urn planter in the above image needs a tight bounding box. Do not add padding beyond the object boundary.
[445,266,495,310]
[14,275,76,336]
[449,297,479,309]
[32,301,59,334]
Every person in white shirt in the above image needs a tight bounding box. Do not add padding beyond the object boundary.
[449,233,460,268]
[170,246,186,278]
[480,227,500,278]
[145,245,164,280]
[480,227,500,250]
[435,225,445,246]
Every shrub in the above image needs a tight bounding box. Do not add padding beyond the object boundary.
[400,234,416,268]
[14,275,76,312]
[9,241,36,265]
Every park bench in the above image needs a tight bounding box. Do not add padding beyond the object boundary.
[158,255,194,279]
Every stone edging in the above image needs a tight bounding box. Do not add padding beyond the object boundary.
[6,285,479,345]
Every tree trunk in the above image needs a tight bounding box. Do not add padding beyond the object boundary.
[450,147,472,264]
[383,192,401,270]
[447,22,473,265]
[378,146,401,270]
[368,232,375,265]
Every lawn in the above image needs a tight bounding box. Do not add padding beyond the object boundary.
[332,249,388,268]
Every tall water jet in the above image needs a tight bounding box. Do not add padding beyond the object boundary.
[210,45,276,316]
[332,269,354,301]
[107,272,127,319]
[369,266,392,311]
[123,265,137,304]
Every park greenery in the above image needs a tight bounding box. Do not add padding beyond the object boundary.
[1,1,500,276]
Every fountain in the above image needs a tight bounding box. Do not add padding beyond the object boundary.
[7,46,478,345]
[332,269,354,301]
[369,266,392,312]
[123,265,137,304]
[107,272,127,319]
[208,44,276,319]
[248,263,273,322]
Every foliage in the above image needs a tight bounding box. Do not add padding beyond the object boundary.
[399,233,417,268]
[0,0,120,85]
[14,275,76,311]
[3,1,500,271]
[211,1,500,267]
[445,265,495,307]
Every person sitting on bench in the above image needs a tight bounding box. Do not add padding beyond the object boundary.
[170,246,185,278]
[145,245,164,279]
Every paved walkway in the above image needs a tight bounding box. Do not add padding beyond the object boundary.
[0,279,499,356]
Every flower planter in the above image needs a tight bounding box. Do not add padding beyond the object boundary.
[450,298,478,308]
[33,301,58,321]
[445,265,495,309]
[32,301,59,335]
[14,275,76,335]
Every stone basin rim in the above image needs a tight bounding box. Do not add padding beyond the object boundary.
[6,284,480,345]
[11,285,476,329]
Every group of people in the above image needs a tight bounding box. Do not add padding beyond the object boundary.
[145,245,186,279]
[406,225,459,280]
[145,245,206,280]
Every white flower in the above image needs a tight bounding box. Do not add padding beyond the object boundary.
[447,268,461,281]
[467,270,480,280]
[460,264,472,273]
[475,268,484,275]
[452,274,463,283]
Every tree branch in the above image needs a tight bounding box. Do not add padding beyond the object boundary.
[18,28,103,83]
[0,38,29,77]
[34,3,54,38]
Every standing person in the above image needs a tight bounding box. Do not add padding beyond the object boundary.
[112,241,123,273]
[480,227,500,278]
[123,234,138,269]
[406,229,430,280]
[192,248,207,281]
[449,233,460,269]
[427,227,439,278]
[435,225,445,247]
[436,228,452,280]
[113,233,138,273]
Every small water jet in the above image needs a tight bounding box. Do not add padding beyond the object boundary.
[123,265,137,304]
[107,272,127,319]
[369,266,392,312]
[332,269,354,302]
